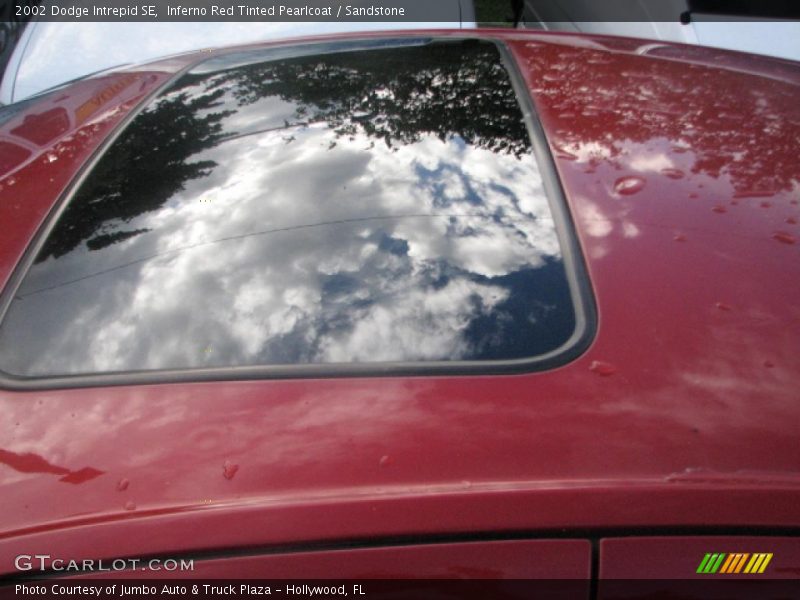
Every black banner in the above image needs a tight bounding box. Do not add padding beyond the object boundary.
[2,579,800,600]
[5,0,800,22]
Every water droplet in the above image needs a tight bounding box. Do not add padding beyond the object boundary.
[116,478,129,492]
[124,501,136,511]
[614,176,646,196]
[379,455,392,467]
[461,480,472,489]
[715,302,733,311]
[773,232,796,245]
[760,201,772,208]
[786,217,798,225]
[589,360,617,376]
[673,233,687,242]
[763,360,775,368]
[711,205,727,214]
[688,192,699,199]
[222,461,239,480]
[554,147,578,161]
[660,168,685,180]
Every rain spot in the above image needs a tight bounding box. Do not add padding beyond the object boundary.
[589,360,617,376]
[379,455,393,467]
[660,168,685,180]
[116,478,129,492]
[772,232,796,245]
[614,176,646,196]
[673,233,687,242]
[787,217,797,225]
[711,205,727,214]
[124,501,136,511]
[764,360,775,368]
[760,201,772,208]
[715,302,733,311]
[222,461,239,480]
[554,146,578,161]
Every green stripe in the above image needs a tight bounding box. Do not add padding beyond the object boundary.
[697,553,713,573]
[710,553,727,573]
[703,554,719,573]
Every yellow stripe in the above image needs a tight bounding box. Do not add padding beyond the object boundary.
[750,554,766,573]
[758,553,773,573]
[734,553,749,573]
[720,554,736,574]
[744,554,760,573]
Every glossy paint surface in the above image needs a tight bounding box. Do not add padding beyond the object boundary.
[0,39,577,376]
[0,30,799,576]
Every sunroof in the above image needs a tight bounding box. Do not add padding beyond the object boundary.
[0,39,591,382]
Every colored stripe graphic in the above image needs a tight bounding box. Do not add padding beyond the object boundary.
[701,553,725,573]
[710,553,726,573]
[699,552,773,574]
[759,553,773,573]
[719,554,735,573]
[731,553,749,573]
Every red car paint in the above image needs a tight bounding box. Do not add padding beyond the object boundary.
[0,30,798,580]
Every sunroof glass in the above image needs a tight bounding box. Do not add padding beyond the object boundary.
[0,39,586,379]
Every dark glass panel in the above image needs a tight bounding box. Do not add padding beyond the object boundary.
[0,39,577,377]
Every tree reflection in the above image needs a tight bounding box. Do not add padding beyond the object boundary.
[37,80,233,261]
[215,41,531,158]
[35,41,531,259]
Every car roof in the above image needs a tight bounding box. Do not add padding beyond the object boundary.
[0,29,798,567]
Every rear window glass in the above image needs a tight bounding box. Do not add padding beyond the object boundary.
[0,39,585,380]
